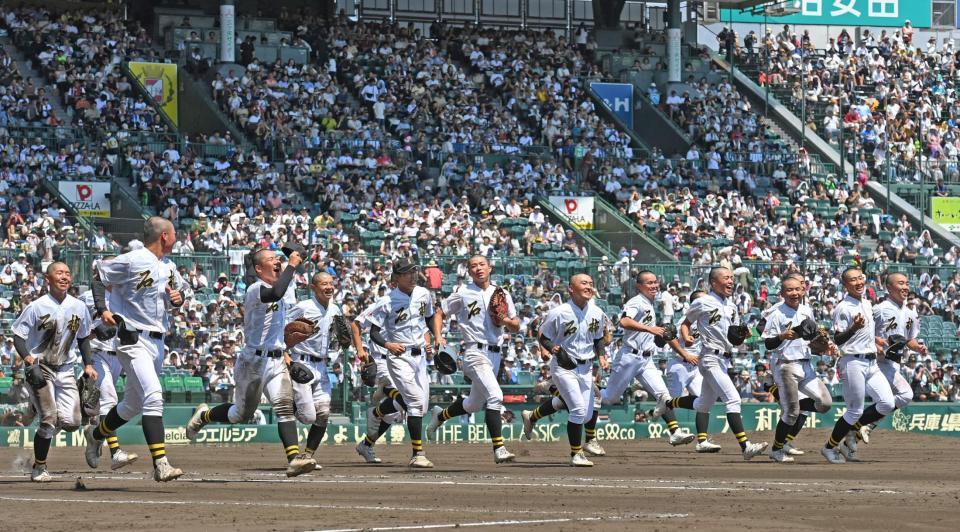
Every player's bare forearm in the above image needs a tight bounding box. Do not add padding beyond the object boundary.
[680,320,694,344]
[431,313,445,346]
[351,321,367,361]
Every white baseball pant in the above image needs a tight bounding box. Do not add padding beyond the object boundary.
[549,357,594,424]
[29,364,81,438]
[600,349,669,406]
[693,354,741,414]
[294,359,332,426]
[774,359,832,425]
[837,355,895,424]
[666,358,704,398]
[384,347,429,417]
[229,348,296,423]
[116,335,165,419]
[461,347,503,413]
[877,359,913,409]
[92,349,123,417]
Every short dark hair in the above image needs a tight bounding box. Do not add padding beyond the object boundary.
[635,270,656,284]
[841,267,862,283]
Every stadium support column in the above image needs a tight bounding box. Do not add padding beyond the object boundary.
[220,0,235,63]
[667,0,682,83]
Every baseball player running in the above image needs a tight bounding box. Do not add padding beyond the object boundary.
[352,293,403,464]
[665,290,721,453]
[78,264,138,471]
[365,259,441,468]
[859,273,924,445]
[288,272,343,468]
[820,267,895,464]
[599,270,696,447]
[185,248,317,477]
[761,274,834,463]
[538,273,609,467]
[13,262,95,482]
[663,267,768,460]
[85,217,184,482]
[426,255,519,464]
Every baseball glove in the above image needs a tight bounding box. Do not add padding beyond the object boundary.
[489,286,509,325]
[360,359,378,386]
[554,347,578,371]
[809,327,831,354]
[281,241,307,259]
[24,363,46,389]
[601,323,614,347]
[796,318,820,341]
[288,360,314,384]
[433,349,458,375]
[884,334,909,362]
[654,323,678,348]
[79,375,100,416]
[726,324,751,346]
[93,322,117,341]
[330,315,352,350]
[284,318,316,349]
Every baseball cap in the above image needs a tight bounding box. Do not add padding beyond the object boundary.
[392,259,418,274]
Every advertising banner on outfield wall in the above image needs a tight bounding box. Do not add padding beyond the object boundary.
[4,403,958,447]
[127,61,179,126]
[931,197,960,232]
[590,82,634,126]
[721,0,931,28]
[549,196,595,230]
[57,181,111,217]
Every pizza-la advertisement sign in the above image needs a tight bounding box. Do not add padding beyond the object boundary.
[58,181,111,217]
[549,196,595,230]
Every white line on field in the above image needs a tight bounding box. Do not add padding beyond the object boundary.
[305,513,691,532]
[0,495,567,516]
[0,473,901,494]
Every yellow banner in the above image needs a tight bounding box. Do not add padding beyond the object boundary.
[127,61,178,127]
[931,197,960,232]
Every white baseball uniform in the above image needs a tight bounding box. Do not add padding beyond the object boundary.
[80,290,122,418]
[600,293,670,405]
[442,283,517,413]
[833,294,894,424]
[356,298,395,388]
[12,293,92,438]
[97,248,172,419]
[539,299,608,424]
[873,298,919,409]
[666,318,703,398]
[227,277,296,423]
[366,286,435,417]
[685,291,742,414]
[288,296,342,426]
[761,301,832,425]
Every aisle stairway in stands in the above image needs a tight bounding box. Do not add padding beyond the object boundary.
[0,35,69,121]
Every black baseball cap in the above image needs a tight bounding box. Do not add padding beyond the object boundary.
[393,259,418,274]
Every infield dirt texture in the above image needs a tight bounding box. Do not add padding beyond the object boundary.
[1,429,957,531]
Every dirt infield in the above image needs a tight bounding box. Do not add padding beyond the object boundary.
[1,429,957,531]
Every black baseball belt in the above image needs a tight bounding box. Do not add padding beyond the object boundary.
[253,348,284,358]
[465,342,501,353]
[848,352,877,361]
[137,330,164,340]
[300,354,328,363]
[706,348,733,358]
[627,349,654,357]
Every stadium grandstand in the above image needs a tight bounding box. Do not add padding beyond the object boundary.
[1,0,958,457]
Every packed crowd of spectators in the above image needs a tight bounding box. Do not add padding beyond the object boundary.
[2,7,960,416]
[3,7,171,136]
[746,22,960,185]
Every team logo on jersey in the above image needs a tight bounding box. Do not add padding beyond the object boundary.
[708,309,722,325]
[905,318,914,331]
[395,308,410,324]
[267,302,279,313]
[883,316,898,333]
[419,302,426,316]
[467,301,481,319]
[692,330,701,340]
[641,311,653,325]
[588,318,601,333]
[67,315,81,333]
[135,270,154,291]
[562,321,577,337]
[36,314,54,332]
[167,274,176,290]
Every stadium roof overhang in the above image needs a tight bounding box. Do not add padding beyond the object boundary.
[717,1,796,15]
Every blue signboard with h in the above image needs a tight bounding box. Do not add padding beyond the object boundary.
[590,82,634,127]
[722,0,931,28]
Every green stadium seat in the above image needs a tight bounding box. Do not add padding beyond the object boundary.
[0,377,12,394]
